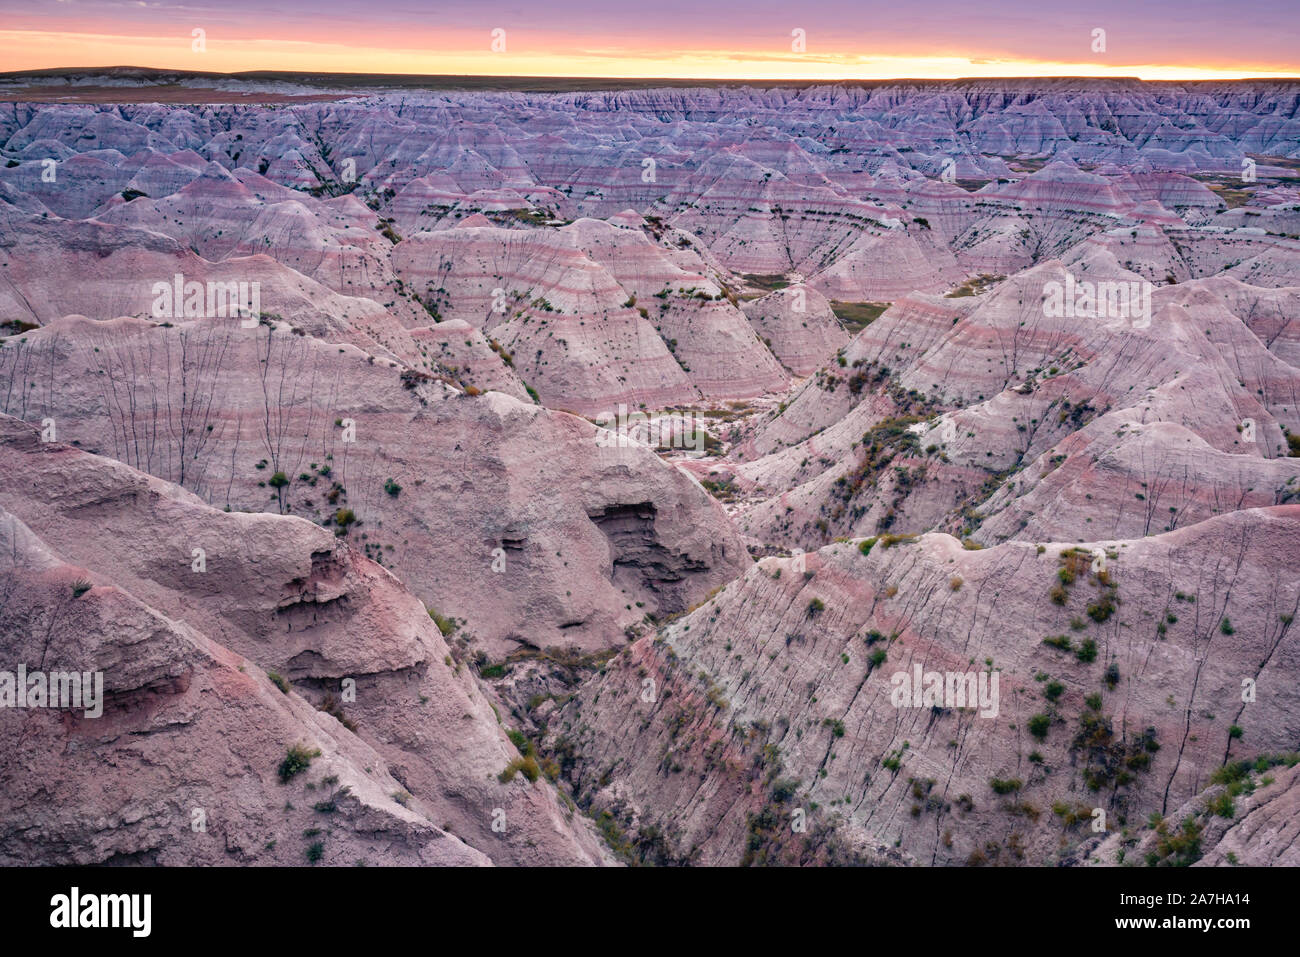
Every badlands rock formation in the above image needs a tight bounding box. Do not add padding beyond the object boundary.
[553,508,1300,865]
[741,285,849,375]
[0,316,745,656]
[0,415,610,865]
[1080,760,1300,866]
[1,78,1297,866]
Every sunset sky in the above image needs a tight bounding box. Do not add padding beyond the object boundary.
[0,0,1296,80]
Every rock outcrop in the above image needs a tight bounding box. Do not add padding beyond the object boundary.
[0,415,611,865]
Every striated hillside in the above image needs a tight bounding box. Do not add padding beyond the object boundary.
[550,508,1299,865]
[0,415,612,865]
[1,79,1297,867]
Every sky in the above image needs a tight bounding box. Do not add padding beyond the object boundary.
[0,0,1296,80]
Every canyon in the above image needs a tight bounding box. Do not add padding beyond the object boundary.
[1,76,1298,866]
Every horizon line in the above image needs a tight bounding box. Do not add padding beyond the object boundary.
[5,65,1299,85]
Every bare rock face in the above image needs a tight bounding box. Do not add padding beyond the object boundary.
[0,214,426,365]
[95,164,427,321]
[550,507,1300,865]
[1076,760,1300,867]
[0,318,747,657]
[391,218,788,413]
[408,318,531,402]
[741,285,849,376]
[807,229,961,301]
[0,512,490,866]
[1,79,1298,869]
[1185,763,1300,867]
[0,414,612,866]
[714,256,1300,553]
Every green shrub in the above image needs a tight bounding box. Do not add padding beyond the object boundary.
[1211,761,1251,786]
[1028,714,1051,740]
[1208,792,1234,818]
[1086,595,1115,623]
[771,778,801,803]
[498,755,541,784]
[1152,817,1202,866]
[278,743,321,783]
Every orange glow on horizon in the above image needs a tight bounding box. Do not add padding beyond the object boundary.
[1,30,1297,82]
